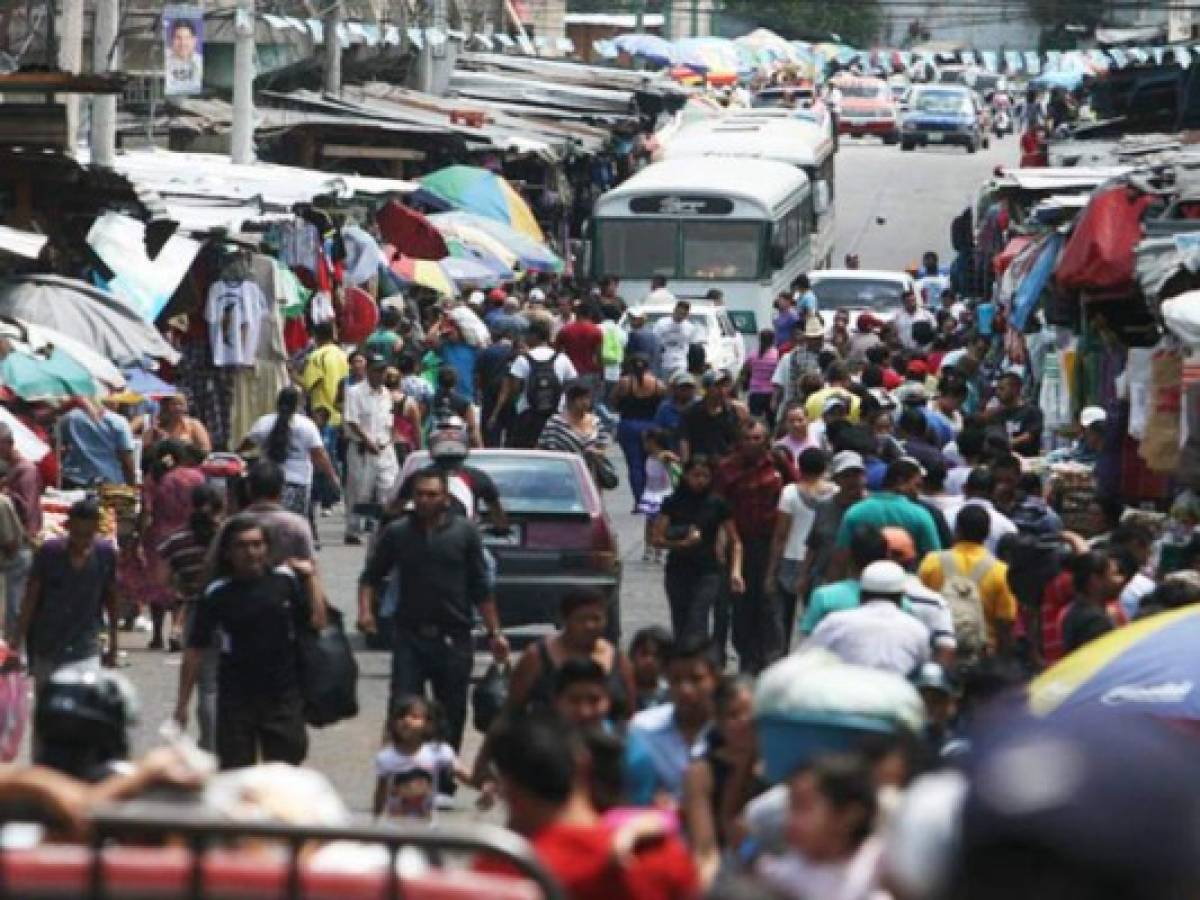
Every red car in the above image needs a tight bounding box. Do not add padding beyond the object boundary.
[396,449,623,637]
[833,75,901,144]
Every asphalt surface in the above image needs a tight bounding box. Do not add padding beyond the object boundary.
[51,134,1015,816]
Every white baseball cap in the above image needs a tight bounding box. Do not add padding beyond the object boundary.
[1080,406,1107,429]
[831,450,865,476]
[861,560,908,596]
[529,287,546,302]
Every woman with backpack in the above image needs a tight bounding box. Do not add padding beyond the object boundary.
[611,353,665,511]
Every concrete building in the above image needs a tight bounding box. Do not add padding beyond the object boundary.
[881,0,1040,50]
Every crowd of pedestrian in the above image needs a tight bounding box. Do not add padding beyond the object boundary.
[3,259,1200,900]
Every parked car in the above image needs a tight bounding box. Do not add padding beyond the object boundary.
[620,300,746,376]
[832,75,901,144]
[901,85,984,153]
[809,268,918,333]
[396,449,623,636]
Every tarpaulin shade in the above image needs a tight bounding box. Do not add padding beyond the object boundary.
[375,200,448,261]
[1010,233,1063,330]
[1055,185,1154,296]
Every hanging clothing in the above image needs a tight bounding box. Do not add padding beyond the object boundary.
[206,279,268,368]
[176,339,233,452]
[276,220,321,273]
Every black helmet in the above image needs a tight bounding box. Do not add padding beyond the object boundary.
[35,664,137,782]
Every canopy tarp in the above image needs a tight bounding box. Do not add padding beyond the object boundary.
[1055,184,1154,297]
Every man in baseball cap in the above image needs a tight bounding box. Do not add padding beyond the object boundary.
[1046,405,1108,467]
[797,451,870,615]
[805,559,932,674]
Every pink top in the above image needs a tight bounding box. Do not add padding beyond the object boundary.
[748,348,779,395]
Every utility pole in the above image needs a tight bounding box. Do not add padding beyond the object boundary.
[323,0,342,95]
[58,0,84,157]
[634,0,646,34]
[89,0,119,167]
[231,0,255,164]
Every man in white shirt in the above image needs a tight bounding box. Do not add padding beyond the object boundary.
[343,356,400,542]
[652,299,698,380]
[805,560,932,675]
[946,468,1018,553]
[492,319,576,448]
[893,287,936,351]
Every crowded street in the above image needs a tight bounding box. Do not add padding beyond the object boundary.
[4,4,1200,899]
[106,137,1014,813]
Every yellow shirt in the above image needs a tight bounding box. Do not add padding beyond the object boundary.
[300,344,350,426]
[917,542,1018,645]
[804,386,861,423]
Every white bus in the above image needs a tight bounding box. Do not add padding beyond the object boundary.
[588,157,813,342]
[659,113,837,268]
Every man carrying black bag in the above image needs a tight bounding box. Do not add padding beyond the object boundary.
[174,518,326,769]
[358,467,508,750]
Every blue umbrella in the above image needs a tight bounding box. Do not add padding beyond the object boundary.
[613,33,677,67]
[429,211,564,274]
[122,367,178,398]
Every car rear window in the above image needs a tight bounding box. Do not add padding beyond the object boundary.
[812,278,906,310]
[479,456,590,515]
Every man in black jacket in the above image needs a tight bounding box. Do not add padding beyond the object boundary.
[357,467,508,748]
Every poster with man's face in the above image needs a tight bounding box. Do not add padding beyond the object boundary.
[163,6,204,96]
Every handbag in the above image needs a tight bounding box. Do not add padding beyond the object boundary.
[589,452,620,491]
[472,661,510,734]
[296,607,359,728]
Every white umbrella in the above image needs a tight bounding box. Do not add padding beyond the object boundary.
[0,406,48,462]
[0,319,125,390]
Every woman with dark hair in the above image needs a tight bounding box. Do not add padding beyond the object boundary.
[138,439,206,650]
[239,386,338,517]
[537,380,616,489]
[652,456,743,643]
[740,329,779,425]
[158,483,224,749]
[611,353,665,509]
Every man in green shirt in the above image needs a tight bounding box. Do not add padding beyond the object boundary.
[834,458,942,560]
[362,307,404,367]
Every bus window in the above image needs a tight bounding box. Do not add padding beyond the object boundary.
[596,220,677,278]
[681,221,762,279]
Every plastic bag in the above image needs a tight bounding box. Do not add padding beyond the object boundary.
[296,608,359,728]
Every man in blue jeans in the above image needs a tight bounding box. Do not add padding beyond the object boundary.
[357,467,508,749]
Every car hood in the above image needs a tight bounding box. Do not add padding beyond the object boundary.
[843,98,891,113]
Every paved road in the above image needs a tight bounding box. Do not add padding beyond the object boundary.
[95,132,1014,816]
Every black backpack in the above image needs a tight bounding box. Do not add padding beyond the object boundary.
[525,351,563,416]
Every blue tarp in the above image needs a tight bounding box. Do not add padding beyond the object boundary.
[1011,233,1064,330]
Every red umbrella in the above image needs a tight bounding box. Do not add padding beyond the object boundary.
[375,200,449,261]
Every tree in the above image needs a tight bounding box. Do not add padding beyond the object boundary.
[719,0,883,47]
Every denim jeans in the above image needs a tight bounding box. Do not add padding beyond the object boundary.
[664,567,721,644]
[390,627,474,750]
[731,541,783,675]
[616,418,654,505]
[3,548,31,641]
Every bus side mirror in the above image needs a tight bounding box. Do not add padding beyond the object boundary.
[815,182,831,215]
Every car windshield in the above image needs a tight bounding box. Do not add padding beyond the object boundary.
[596,220,676,279]
[681,221,763,279]
[841,83,886,99]
[641,312,710,338]
[914,91,970,115]
[812,278,907,311]
[475,456,590,515]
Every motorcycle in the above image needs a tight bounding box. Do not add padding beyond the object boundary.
[993,108,1013,137]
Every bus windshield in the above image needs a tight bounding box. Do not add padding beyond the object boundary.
[596,220,676,278]
[596,220,763,280]
[812,277,907,310]
[682,221,762,279]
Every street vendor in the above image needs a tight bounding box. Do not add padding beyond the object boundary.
[1047,407,1107,467]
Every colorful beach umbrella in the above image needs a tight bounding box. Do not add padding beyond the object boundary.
[613,33,678,67]
[445,237,516,282]
[440,255,502,288]
[429,211,563,275]
[389,255,455,298]
[420,166,544,243]
[0,345,99,400]
[1030,606,1200,722]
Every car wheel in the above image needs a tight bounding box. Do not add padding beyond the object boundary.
[882,133,899,145]
[901,139,914,151]
[966,138,977,154]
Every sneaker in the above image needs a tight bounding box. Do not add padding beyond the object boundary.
[344,534,362,546]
